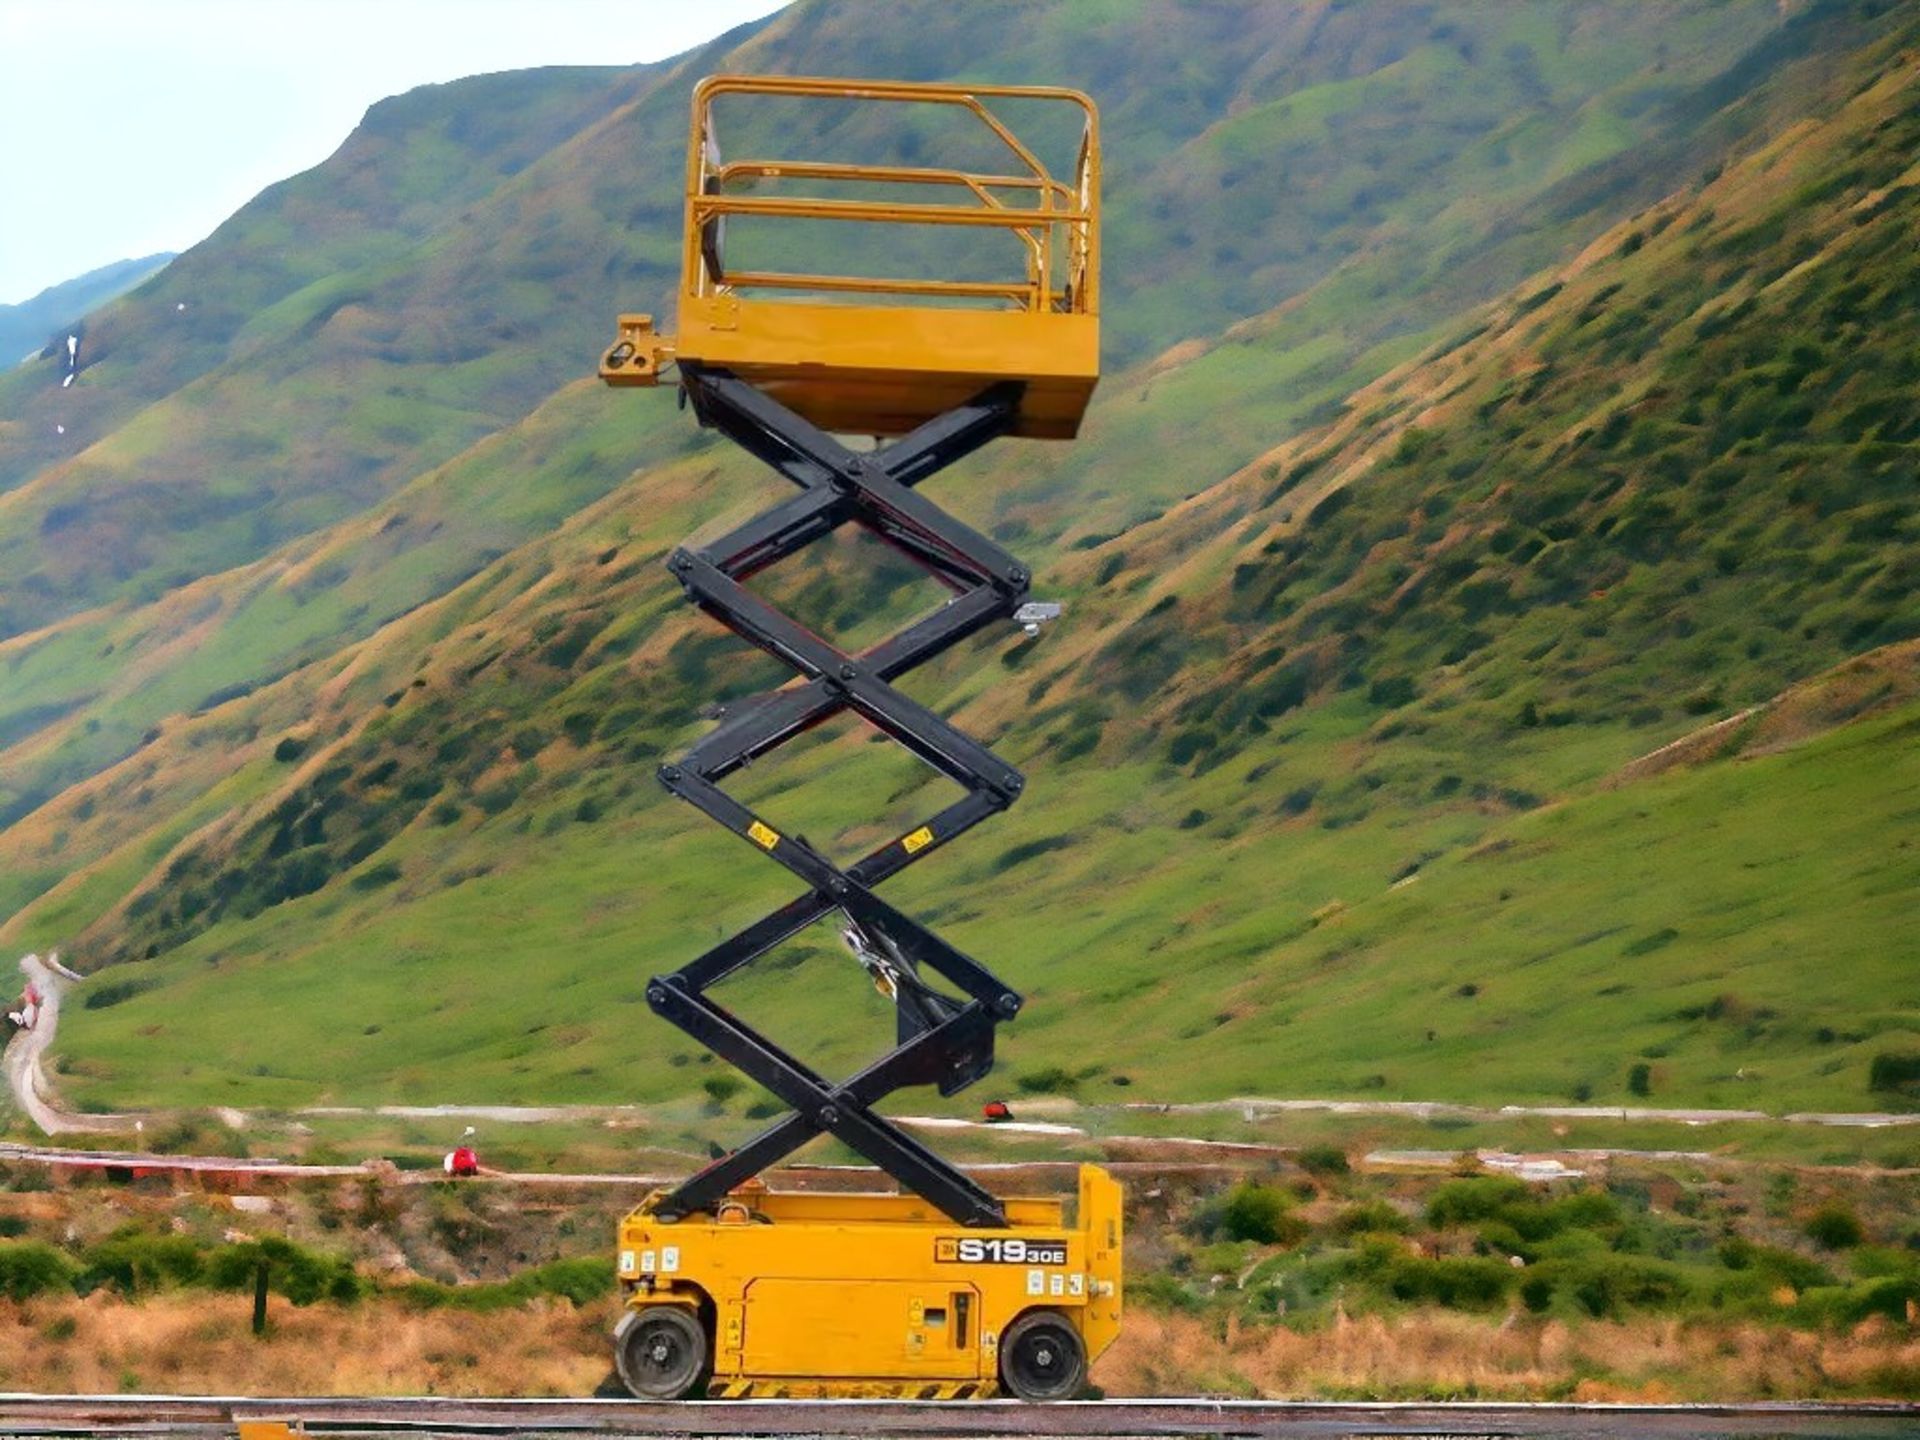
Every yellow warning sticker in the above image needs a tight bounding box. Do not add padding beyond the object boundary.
[747,820,781,850]
[902,826,935,855]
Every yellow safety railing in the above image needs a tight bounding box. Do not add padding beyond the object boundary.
[603,75,1102,438]
[682,75,1100,318]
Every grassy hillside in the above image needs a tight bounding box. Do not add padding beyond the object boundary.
[0,254,174,368]
[0,0,1852,838]
[2,0,1917,1126]
[0,1,1799,728]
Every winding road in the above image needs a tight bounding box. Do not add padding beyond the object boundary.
[4,952,137,1136]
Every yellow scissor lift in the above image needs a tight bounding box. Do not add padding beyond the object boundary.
[599,76,1120,1401]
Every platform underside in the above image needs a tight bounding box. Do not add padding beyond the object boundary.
[674,298,1098,438]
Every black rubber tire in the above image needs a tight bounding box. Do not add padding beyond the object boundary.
[998,1308,1088,1401]
[614,1305,710,1400]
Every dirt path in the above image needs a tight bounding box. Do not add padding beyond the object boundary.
[3,953,145,1136]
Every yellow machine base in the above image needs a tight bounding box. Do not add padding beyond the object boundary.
[613,1165,1123,1400]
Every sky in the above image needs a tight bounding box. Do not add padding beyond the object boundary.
[0,0,791,305]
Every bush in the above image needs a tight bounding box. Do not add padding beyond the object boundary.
[207,1237,362,1305]
[1015,1066,1078,1096]
[398,1256,616,1313]
[1367,675,1416,707]
[1805,1203,1865,1249]
[1191,1240,1253,1278]
[81,1231,205,1294]
[700,1074,743,1104]
[1219,1183,1301,1245]
[82,977,158,1010]
[1827,1276,1920,1325]
[1129,1270,1204,1313]
[1540,1254,1692,1318]
[1716,1236,1833,1289]
[0,1241,80,1300]
[1868,1052,1920,1095]
[1426,1175,1532,1226]
[1628,1062,1653,1097]
[506,1256,613,1307]
[1333,1201,1409,1236]
[1297,1144,1350,1177]
[1381,1255,1513,1310]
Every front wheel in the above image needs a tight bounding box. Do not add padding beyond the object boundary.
[998,1308,1088,1401]
[615,1305,710,1399]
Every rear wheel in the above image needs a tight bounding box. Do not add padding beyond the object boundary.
[615,1305,710,1399]
[999,1308,1087,1401]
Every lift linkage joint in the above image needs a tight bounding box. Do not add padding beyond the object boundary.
[647,367,1037,1228]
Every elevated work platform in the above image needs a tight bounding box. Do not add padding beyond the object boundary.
[597,73,1113,1401]
[601,76,1100,438]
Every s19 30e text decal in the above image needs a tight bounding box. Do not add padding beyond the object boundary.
[935,1237,1068,1265]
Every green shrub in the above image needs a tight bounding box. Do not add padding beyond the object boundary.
[1381,1254,1514,1310]
[81,1231,206,1294]
[1426,1175,1531,1226]
[510,1256,613,1306]
[992,835,1075,874]
[1129,1270,1204,1313]
[207,1237,362,1305]
[1015,1066,1078,1095]
[1792,1277,1920,1328]
[1333,1201,1409,1236]
[700,1074,743,1104]
[1219,1183,1302,1245]
[1868,1052,1920,1095]
[1836,1276,1920,1324]
[0,1241,80,1300]
[1716,1236,1833,1289]
[1191,1240,1253,1278]
[1297,1144,1350,1177]
[1805,1203,1865,1249]
[82,978,158,1010]
[1367,675,1416,707]
[1559,1255,1692,1317]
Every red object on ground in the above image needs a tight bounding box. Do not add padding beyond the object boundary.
[446,1146,480,1177]
[982,1100,1013,1123]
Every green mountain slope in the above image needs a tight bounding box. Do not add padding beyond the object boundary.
[0,0,1846,837]
[0,2,1794,630]
[0,254,174,368]
[2,0,1916,1122]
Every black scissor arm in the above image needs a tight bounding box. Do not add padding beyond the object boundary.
[644,368,1036,1226]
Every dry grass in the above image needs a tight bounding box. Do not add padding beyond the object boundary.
[0,1293,620,1395]
[0,1292,1915,1400]
[1097,1309,1920,1401]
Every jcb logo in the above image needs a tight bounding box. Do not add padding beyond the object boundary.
[936,1237,1068,1265]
